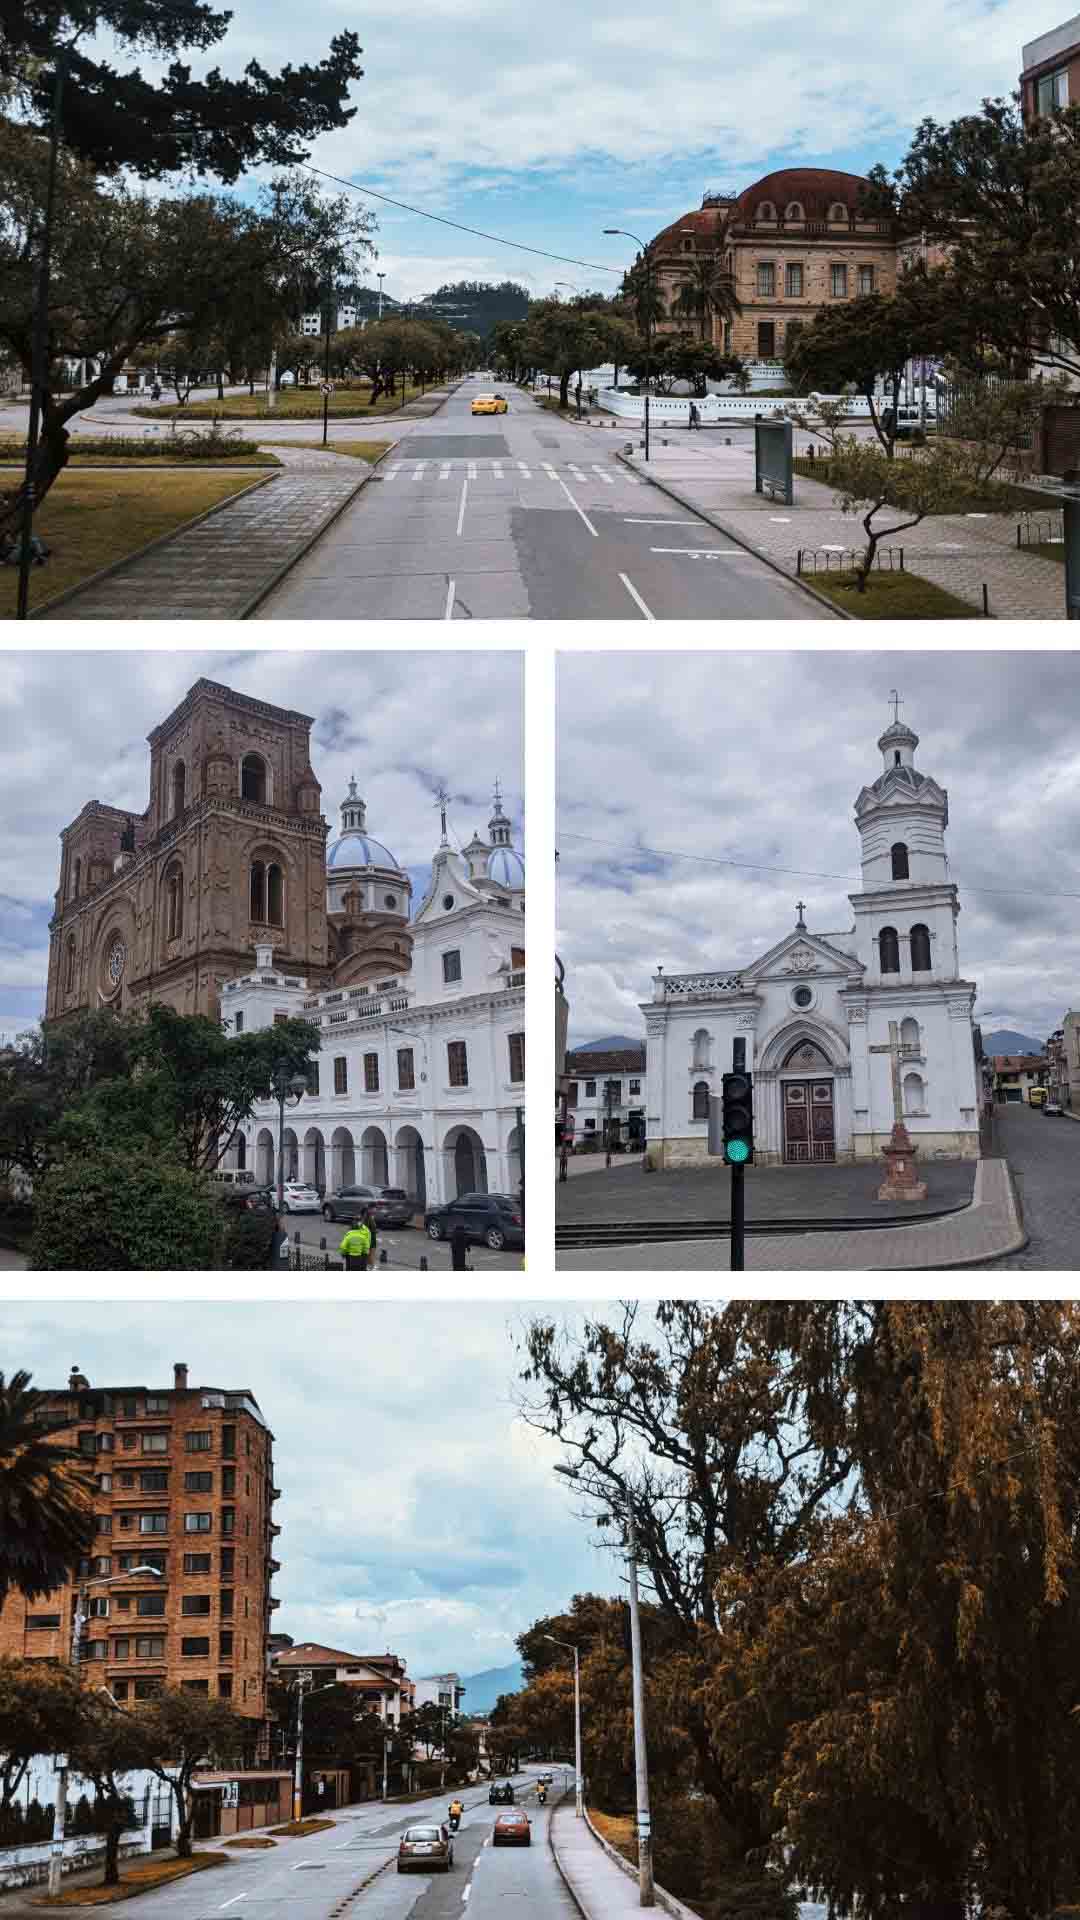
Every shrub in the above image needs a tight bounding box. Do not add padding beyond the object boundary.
[222,1209,277,1271]
[30,1148,226,1270]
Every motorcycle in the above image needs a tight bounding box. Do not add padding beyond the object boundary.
[448,1811,462,1833]
[536,1788,547,1806]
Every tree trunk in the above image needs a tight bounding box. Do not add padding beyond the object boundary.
[559,370,571,409]
[103,1820,121,1886]
[217,370,225,400]
[0,376,96,540]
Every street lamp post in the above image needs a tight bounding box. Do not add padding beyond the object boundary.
[322,271,334,449]
[543,1634,582,1818]
[604,228,653,461]
[292,1678,337,1821]
[49,1565,163,1895]
[272,1069,309,1215]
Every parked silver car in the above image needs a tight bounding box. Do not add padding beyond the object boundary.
[321,1183,414,1227]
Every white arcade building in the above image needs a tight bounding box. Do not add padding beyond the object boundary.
[643,708,981,1168]
[224,787,525,1208]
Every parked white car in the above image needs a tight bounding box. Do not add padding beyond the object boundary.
[280,1181,321,1212]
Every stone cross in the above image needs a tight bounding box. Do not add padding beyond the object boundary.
[434,783,450,841]
[869,1019,905,1125]
[795,898,806,928]
[889,689,903,726]
[492,775,502,809]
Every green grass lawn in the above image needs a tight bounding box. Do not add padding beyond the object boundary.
[793,454,1054,515]
[2,469,267,615]
[258,438,393,462]
[133,384,423,421]
[807,568,983,619]
[0,436,278,468]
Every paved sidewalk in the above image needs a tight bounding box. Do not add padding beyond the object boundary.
[39,470,366,618]
[557,1157,975,1225]
[557,1158,1025,1270]
[551,1802,670,1920]
[621,441,1066,619]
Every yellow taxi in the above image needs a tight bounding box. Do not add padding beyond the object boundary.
[471,393,508,415]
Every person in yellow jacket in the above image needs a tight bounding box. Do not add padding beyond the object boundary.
[339,1220,371,1270]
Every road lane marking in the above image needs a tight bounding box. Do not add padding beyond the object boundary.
[456,480,468,536]
[623,517,702,524]
[517,461,530,473]
[440,465,451,479]
[619,572,655,619]
[650,546,744,555]
[591,466,615,483]
[569,464,588,479]
[492,463,503,477]
[467,462,478,478]
[542,462,558,478]
[219,1892,250,1909]
[445,577,456,619]
[385,467,401,480]
[557,476,598,535]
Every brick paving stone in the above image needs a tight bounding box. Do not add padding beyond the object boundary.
[41,470,365,619]
[624,444,1066,619]
[557,1157,975,1225]
[980,1103,1080,1270]
[555,1159,1024,1271]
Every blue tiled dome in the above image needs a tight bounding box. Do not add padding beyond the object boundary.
[487,845,525,888]
[326,831,400,870]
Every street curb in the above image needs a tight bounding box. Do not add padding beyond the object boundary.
[556,1192,974,1251]
[28,470,278,619]
[581,1805,705,1920]
[614,448,853,620]
[236,450,397,619]
[546,1793,591,1920]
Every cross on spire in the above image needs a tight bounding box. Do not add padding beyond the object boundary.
[889,689,903,726]
[492,775,503,811]
[795,899,807,929]
[434,782,450,843]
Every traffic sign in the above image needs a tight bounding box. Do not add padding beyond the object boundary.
[321,382,335,397]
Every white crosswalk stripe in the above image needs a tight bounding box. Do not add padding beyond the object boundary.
[385,466,401,479]
[569,465,588,480]
[591,465,615,484]
[467,462,478,478]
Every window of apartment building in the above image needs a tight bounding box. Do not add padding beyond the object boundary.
[28,1614,61,1630]
[141,1432,168,1454]
[305,1061,319,1097]
[511,945,525,969]
[86,1640,108,1661]
[182,1596,212,1617]
[448,1041,468,1087]
[785,263,803,297]
[120,1473,135,1488]
[97,1432,114,1453]
[92,1555,112,1577]
[118,1397,138,1418]
[185,1512,212,1533]
[111,1679,130,1700]
[139,1470,167,1491]
[136,1593,166,1616]
[566,1081,578,1106]
[220,1627,234,1655]
[97,1473,112,1493]
[857,265,875,294]
[222,1467,236,1496]
[96,1515,113,1535]
[119,1550,165,1574]
[830,264,848,297]
[134,1678,162,1700]
[222,1507,236,1536]
[184,1471,212,1492]
[756,262,775,296]
[1037,67,1069,113]
[183,1553,212,1573]
[145,1396,169,1413]
[218,1672,233,1697]
[78,1430,95,1455]
[182,1678,211,1693]
[185,1430,211,1452]
[233,1011,244,1033]
[396,1047,415,1090]
[221,1548,235,1576]
[585,1079,596,1097]
[88,1596,109,1618]
[220,1589,234,1617]
[112,1638,130,1661]
[138,1513,167,1535]
[629,1078,642,1095]
[757,322,776,357]
[442,949,462,984]
[135,1635,165,1659]
[333,1056,348,1095]
[364,1052,379,1092]
[508,1032,525,1082]
[121,1433,137,1450]
[221,1426,236,1458]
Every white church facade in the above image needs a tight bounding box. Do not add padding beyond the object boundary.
[642,710,981,1168]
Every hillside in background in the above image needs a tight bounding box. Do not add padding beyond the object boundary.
[419,280,530,334]
[463,1661,524,1713]
[982,1028,1046,1054]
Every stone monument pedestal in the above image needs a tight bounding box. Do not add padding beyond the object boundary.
[877,1120,928,1202]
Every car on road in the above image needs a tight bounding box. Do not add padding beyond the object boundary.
[493,1811,531,1846]
[537,1772,553,1784]
[218,1184,275,1213]
[471,393,508,415]
[398,1823,454,1872]
[1043,1100,1063,1116]
[425,1192,524,1252]
[279,1181,321,1213]
[321,1183,414,1227]
[489,1781,515,1805]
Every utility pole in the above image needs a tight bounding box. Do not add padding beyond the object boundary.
[604,228,653,460]
[626,1514,654,1906]
[516,1103,525,1228]
[543,1633,582,1817]
[292,1678,307,1821]
[604,1079,616,1169]
[322,272,333,448]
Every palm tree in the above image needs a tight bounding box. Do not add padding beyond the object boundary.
[621,257,668,335]
[672,253,741,343]
[0,1370,95,1605]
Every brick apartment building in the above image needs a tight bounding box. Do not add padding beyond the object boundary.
[0,1363,280,1720]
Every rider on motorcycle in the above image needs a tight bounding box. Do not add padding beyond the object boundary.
[448,1799,465,1830]
[536,1783,547,1804]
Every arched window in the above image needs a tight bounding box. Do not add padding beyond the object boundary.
[893,749,901,766]
[72,857,81,899]
[900,1016,920,1053]
[784,201,804,221]
[903,1071,925,1115]
[241,753,268,804]
[756,200,776,222]
[879,926,900,973]
[266,863,284,928]
[65,935,76,993]
[681,236,695,253]
[829,202,848,222]
[250,861,266,922]
[891,841,909,879]
[171,761,186,819]
[692,1027,711,1070]
[910,923,932,972]
[165,862,183,941]
[692,1080,710,1120]
[236,1134,246,1172]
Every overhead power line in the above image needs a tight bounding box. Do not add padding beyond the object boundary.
[303,163,625,277]
[556,827,1080,906]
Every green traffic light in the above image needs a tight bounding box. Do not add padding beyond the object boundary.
[726,1139,751,1164]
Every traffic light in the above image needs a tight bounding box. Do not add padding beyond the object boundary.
[721,1070,754,1166]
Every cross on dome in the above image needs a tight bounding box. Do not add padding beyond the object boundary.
[888,689,903,726]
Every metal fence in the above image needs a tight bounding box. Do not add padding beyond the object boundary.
[796,546,905,575]
[1016,511,1064,548]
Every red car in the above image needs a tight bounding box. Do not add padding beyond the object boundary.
[493,1811,531,1847]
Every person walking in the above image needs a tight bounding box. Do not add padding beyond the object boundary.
[267,1214,291,1270]
[361,1206,378,1270]
[450,1220,470,1271]
[688,401,700,431]
[339,1218,371,1271]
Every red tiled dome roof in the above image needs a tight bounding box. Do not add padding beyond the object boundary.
[649,205,729,254]
[732,167,870,223]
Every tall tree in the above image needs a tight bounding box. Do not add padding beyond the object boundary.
[66,1703,146,1886]
[136,1690,251,1857]
[0,1658,89,1812]
[671,252,740,343]
[0,1368,94,1603]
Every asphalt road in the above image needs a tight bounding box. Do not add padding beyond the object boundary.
[287,1213,523,1272]
[254,378,821,621]
[84,1771,575,1920]
[986,1104,1080,1270]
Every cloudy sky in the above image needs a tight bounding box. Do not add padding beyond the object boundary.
[1,1301,625,1676]
[557,649,1080,1048]
[0,649,522,1038]
[89,0,1048,302]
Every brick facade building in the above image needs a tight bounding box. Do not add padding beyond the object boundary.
[0,1363,279,1719]
[651,168,898,366]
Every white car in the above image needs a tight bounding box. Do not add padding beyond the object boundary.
[280,1181,321,1213]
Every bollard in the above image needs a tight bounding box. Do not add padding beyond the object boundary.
[379,1248,388,1265]
[419,1255,428,1271]
[319,1236,327,1252]
[982,582,989,617]
[797,549,803,576]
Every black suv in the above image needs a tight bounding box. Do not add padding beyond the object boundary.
[424,1193,523,1252]
[489,1781,515,1805]
[322,1184,414,1227]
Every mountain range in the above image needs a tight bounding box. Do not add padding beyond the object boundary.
[461,1662,524,1713]
[981,1028,1046,1055]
